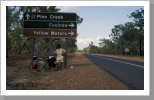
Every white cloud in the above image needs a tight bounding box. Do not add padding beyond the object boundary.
[77,38,93,50]
[77,36,110,50]
[56,6,79,12]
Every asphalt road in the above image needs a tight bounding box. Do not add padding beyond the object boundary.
[83,54,144,90]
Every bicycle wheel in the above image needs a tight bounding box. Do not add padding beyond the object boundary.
[29,61,38,70]
[36,63,44,72]
[44,62,52,71]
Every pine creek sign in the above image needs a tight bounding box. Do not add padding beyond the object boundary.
[23,12,77,38]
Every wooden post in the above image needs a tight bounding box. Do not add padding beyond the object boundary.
[31,37,34,62]
[49,38,52,56]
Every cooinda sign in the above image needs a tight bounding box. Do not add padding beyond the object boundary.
[23,12,77,38]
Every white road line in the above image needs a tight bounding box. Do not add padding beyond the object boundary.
[91,55,144,68]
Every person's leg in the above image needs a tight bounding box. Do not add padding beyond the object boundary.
[56,60,60,71]
[60,62,63,70]
[60,57,64,70]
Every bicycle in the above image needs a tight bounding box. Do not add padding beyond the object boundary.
[29,56,56,72]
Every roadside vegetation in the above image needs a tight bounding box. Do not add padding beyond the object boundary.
[81,8,144,56]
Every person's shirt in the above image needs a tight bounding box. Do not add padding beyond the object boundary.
[54,48,66,60]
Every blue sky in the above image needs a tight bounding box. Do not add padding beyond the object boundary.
[57,6,144,50]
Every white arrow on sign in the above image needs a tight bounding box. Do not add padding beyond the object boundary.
[25,13,30,20]
[68,31,75,36]
[68,23,75,28]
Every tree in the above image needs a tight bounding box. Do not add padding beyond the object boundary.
[83,46,90,53]
[110,24,126,55]
[106,8,144,56]
[77,15,83,25]
[7,6,21,57]
[128,8,144,55]
[68,38,78,53]
[99,38,114,54]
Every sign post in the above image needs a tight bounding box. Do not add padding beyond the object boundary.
[31,37,34,62]
[23,12,77,67]
[49,38,52,56]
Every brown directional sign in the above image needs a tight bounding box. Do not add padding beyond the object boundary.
[23,12,77,38]
[23,29,77,38]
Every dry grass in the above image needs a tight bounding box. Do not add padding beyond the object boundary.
[93,54,144,62]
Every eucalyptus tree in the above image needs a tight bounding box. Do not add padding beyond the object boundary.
[128,8,144,55]
[99,38,114,54]
[7,6,21,57]
[110,24,126,55]
[107,8,144,56]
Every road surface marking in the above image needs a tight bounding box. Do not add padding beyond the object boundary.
[91,55,144,68]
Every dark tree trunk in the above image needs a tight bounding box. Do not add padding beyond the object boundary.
[17,37,32,54]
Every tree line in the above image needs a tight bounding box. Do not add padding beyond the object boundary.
[6,6,83,57]
[82,8,144,56]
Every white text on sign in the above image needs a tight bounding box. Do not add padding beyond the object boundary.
[33,31,75,36]
[48,23,75,28]
[25,14,64,20]
[50,15,63,19]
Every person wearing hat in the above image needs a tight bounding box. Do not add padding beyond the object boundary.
[54,44,66,71]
